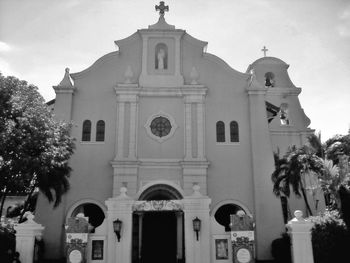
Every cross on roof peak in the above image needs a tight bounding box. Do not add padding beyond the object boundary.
[261,46,268,57]
[155,1,169,16]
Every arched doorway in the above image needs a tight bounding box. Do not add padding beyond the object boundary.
[132,184,184,263]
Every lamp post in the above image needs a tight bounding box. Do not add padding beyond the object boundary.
[113,219,122,242]
[192,217,201,241]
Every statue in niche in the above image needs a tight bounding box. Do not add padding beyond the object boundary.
[155,43,168,70]
[157,49,165,69]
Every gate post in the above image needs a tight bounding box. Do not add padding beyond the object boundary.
[14,212,45,263]
[105,187,134,263]
[287,210,314,263]
[183,185,211,263]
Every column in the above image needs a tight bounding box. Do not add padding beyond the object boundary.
[116,101,125,159]
[196,102,205,159]
[176,212,183,261]
[287,210,314,263]
[184,102,192,159]
[14,213,45,263]
[129,100,138,159]
[138,213,143,262]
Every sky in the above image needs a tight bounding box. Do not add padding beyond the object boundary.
[0,0,349,141]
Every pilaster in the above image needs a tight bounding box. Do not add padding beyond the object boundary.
[113,84,141,197]
[184,102,193,159]
[247,76,284,259]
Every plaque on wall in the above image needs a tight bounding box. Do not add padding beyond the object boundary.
[91,240,104,260]
[69,249,82,263]
[215,239,229,260]
[235,246,252,263]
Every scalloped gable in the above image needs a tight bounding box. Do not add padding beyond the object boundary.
[114,32,141,53]
[70,32,142,80]
[182,33,249,81]
[247,56,297,88]
[70,51,119,80]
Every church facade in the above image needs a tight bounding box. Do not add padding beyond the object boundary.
[36,4,318,263]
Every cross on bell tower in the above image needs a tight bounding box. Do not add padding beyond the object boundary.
[261,46,268,57]
[155,1,169,16]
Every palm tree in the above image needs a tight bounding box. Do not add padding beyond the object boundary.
[272,152,292,223]
[272,146,324,216]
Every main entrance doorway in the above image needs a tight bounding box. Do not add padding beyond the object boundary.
[132,184,185,263]
[142,212,177,263]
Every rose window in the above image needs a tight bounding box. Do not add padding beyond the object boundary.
[150,116,172,138]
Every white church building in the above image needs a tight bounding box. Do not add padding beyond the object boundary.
[36,2,319,263]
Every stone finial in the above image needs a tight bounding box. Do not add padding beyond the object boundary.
[25,212,35,223]
[124,65,134,84]
[191,184,202,197]
[294,210,303,221]
[190,67,199,85]
[58,67,73,87]
[119,187,128,198]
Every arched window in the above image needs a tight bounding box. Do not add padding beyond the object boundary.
[96,120,105,142]
[216,121,225,142]
[230,121,239,142]
[82,120,91,141]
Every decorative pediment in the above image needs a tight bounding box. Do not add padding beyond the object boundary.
[132,200,183,211]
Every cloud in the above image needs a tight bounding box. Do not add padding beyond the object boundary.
[337,5,350,37]
[0,58,18,77]
[0,41,12,52]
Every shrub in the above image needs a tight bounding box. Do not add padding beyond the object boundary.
[0,224,16,259]
[309,209,349,263]
[271,232,291,263]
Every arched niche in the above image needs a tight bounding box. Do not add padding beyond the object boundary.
[155,43,168,70]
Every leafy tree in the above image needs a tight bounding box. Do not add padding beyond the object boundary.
[0,73,75,218]
[325,133,350,165]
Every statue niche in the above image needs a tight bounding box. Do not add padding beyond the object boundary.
[155,43,168,70]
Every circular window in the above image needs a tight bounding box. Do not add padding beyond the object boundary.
[144,111,178,143]
[150,116,172,138]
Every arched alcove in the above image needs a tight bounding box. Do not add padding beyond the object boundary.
[67,200,106,230]
[139,184,183,201]
[212,200,251,232]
